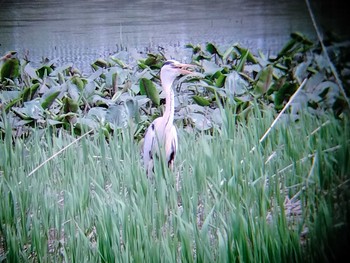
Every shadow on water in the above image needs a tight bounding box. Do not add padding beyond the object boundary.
[0,0,347,73]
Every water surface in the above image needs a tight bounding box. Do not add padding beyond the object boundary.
[0,0,328,72]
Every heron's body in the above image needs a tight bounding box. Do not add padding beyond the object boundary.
[143,115,178,176]
[143,60,193,176]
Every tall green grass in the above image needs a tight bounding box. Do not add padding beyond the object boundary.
[0,107,349,262]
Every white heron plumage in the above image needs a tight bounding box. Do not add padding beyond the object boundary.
[142,60,194,176]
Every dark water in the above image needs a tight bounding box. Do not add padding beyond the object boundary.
[0,0,346,73]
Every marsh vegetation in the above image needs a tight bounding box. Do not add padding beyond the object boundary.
[0,32,349,262]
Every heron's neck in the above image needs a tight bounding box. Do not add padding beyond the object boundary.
[163,84,175,128]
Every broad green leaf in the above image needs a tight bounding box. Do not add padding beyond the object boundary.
[144,56,157,66]
[143,54,164,69]
[11,107,30,119]
[255,65,273,95]
[235,45,257,64]
[193,95,210,106]
[93,58,108,68]
[63,96,79,113]
[222,46,235,62]
[104,67,126,89]
[71,76,86,90]
[211,70,222,79]
[0,58,20,81]
[22,87,31,102]
[137,61,148,70]
[215,73,226,88]
[194,53,212,61]
[30,83,40,99]
[276,38,296,58]
[112,72,118,91]
[236,49,248,72]
[291,31,313,45]
[37,65,53,79]
[139,78,160,106]
[274,82,297,110]
[268,76,286,96]
[4,97,22,112]
[185,43,202,54]
[206,43,221,57]
[110,57,127,68]
[91,63,99,71]
[41,90,60,109]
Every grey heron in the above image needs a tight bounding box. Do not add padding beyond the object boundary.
[142,60,194,176]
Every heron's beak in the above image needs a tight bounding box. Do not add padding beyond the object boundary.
[176,63,196,75]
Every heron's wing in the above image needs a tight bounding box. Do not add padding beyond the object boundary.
[143,118,162,175]
[165,125,178,169]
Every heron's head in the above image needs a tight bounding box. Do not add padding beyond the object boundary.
[160,60,194,89]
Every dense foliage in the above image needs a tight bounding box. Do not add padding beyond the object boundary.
[1,107,349,262]
[1,32,348,139]
[0,32,349,262]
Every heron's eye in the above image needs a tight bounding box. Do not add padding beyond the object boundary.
[163,59,180,68]
[163,61,174,66]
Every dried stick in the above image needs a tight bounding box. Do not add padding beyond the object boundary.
[27,129,93,177]
[245,78,308,160]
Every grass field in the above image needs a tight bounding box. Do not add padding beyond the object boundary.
[1,105,349,262]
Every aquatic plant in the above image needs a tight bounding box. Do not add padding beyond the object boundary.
[0,32,348,139]
[0,32,349,262]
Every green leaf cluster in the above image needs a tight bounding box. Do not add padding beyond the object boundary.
[0,32,348,138]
